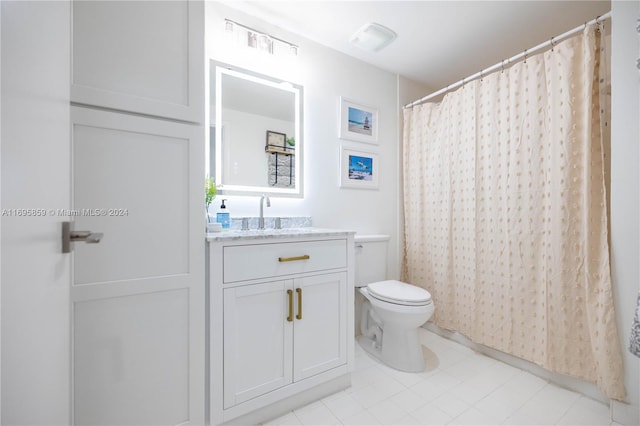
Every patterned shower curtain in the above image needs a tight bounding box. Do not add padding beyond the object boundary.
[402,26,626,400]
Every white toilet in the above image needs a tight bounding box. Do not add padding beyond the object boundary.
[355,235,434,372]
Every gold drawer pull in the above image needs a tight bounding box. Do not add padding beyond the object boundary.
[286,290,293,322]
[296,288,302,320]
[278,255,310,262]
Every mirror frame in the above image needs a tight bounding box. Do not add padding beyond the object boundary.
[210,62,303,198]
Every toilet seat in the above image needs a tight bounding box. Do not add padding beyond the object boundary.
[367,280,432,306]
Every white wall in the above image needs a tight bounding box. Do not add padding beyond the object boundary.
[206,3,402,279]
[611,1,640,424]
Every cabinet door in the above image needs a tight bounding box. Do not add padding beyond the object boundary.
[293,273,348,382]
[71,0,203,123]
[223,281,293,408]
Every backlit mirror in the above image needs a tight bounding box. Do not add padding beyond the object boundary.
[210,61,303,197]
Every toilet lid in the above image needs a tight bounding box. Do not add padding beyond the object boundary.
[367,280,432,306]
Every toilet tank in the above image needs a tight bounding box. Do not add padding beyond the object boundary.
[354,234,390,287]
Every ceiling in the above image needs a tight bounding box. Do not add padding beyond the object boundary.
[221,1,610,90]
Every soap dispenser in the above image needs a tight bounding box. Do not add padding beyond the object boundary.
[216,199,231,230]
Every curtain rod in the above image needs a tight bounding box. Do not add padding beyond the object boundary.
[404,11,611,109]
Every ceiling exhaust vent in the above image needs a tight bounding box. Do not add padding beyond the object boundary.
[349,22,397,52]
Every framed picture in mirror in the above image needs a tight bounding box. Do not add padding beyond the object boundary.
[266,130,292,154]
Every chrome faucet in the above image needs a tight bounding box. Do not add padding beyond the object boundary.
[258,194,271,230]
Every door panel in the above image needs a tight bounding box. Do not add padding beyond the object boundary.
[73,122,189,284]
[71,106,204,425]
[74,289,189,425]
[71,0,203,123]
[293,273,347,381]
[223,281,293,408]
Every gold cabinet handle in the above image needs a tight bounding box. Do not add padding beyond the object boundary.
[278,255,310,262]
[286,289,293,322]
[296,288,302,320]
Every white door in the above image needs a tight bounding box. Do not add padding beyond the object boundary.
[223,281,293,408]
[1,2,71,424]
[293,273,347,382]
[70,106,204,425]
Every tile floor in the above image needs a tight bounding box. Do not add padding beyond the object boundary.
[265,329,619,425]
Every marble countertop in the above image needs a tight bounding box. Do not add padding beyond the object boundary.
[206,227,355,242]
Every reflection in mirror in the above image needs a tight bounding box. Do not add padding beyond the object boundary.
[210,62,303,197]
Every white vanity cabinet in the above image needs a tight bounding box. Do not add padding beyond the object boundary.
[208,231,355,425]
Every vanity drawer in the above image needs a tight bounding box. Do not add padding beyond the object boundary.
[223,239,347,283]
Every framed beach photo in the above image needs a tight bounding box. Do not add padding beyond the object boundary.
[339,97,378,144]
[339,146,379,189]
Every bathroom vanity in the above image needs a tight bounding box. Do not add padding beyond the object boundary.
[207,228,355,425]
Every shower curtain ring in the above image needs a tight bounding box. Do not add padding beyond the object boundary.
[523,49,527,64]
[550,36,555,51]
[595,16,603,33]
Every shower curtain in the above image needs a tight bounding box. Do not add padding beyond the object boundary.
[402,26,626,400]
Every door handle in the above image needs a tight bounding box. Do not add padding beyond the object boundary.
[286,289,293,322]
[296,288,302,320]
[62,221,103,253]
[278,255,310,262]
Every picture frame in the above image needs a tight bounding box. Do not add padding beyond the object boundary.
[339,97,378,144]
[339,146,379,189]
[265,130,292,154]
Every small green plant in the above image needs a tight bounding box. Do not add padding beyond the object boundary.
[286,137,295,147]
[205,176,217,211]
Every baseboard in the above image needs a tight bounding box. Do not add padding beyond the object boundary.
[612,399,640,426]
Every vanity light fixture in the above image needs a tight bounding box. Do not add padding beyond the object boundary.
[258,34,273,54]
[224,19,298,56]
[349,22,397,52]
